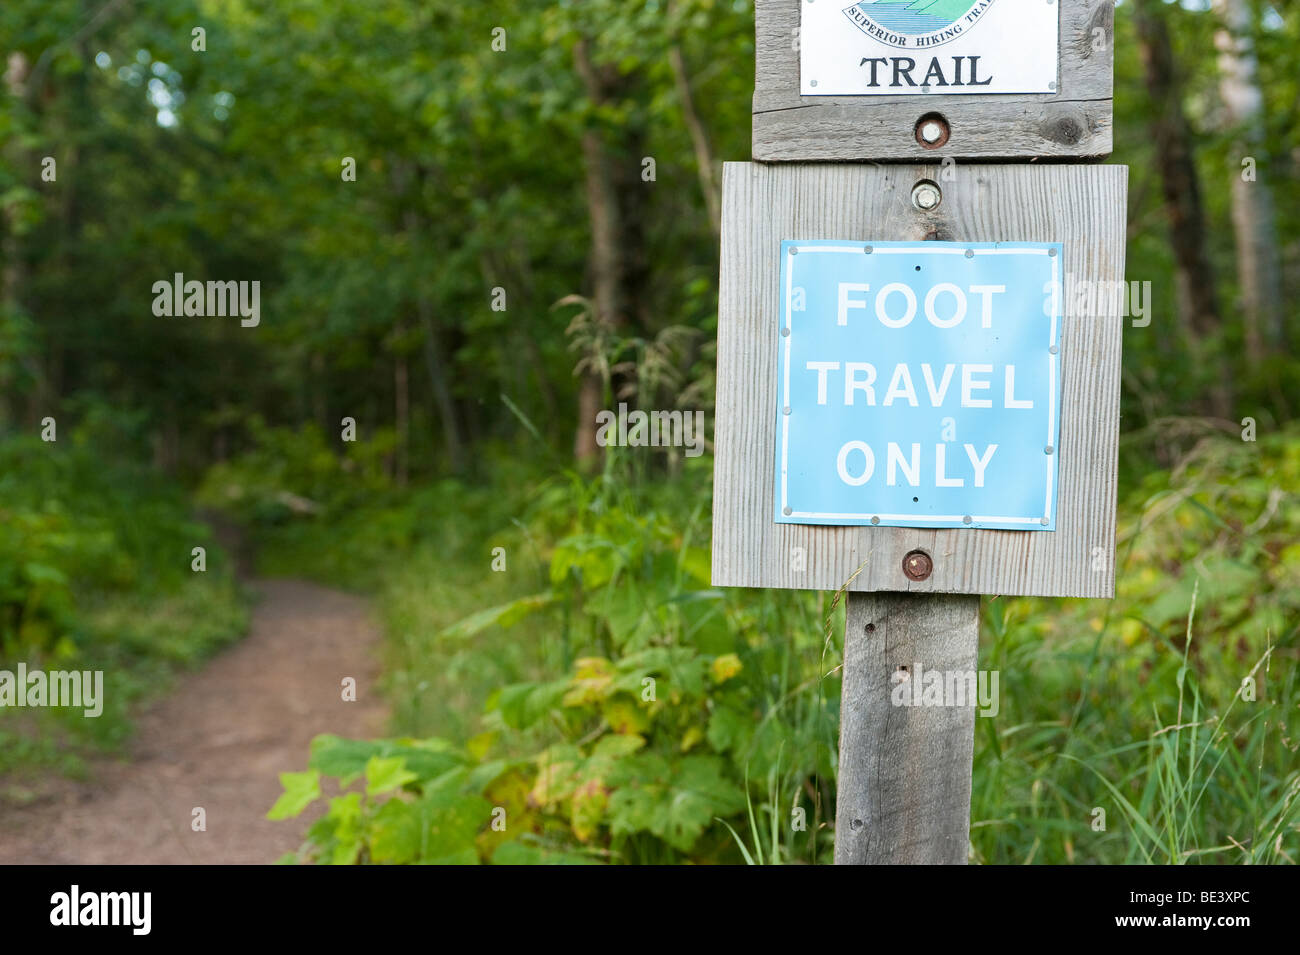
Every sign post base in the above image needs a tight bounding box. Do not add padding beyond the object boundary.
[834,592,981,864]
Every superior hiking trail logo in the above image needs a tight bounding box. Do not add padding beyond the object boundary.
[843,0,994,49]
[804,0,1056,96]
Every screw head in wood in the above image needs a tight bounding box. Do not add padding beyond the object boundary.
[911,180,942,211]
[902,550,933,581]
[914,113,950,148]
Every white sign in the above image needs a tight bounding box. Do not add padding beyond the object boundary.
[800,0,1059,96]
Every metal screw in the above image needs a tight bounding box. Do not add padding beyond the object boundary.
[783,506,792,516]
[1048,247,1058,257]
[790,247,798,255]
[1040,517,1050,526]
[964,249,974,258]
[1045,445,1054,455]
[962,515,973,524]
[1049,344,1059,354]
[870,515,880,525]
[914,113,950,148]
[781,327,790,337]
[783,406,791,415]
[912,181,942,211]
[902,550,933,581]
[864,245,873,254]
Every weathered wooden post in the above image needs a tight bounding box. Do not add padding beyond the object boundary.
[712,0,1126,863]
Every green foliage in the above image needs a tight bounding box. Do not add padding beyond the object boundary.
[269,426,1300,864]
[7,0,1300,864]
[0,431,247,775]
[270,460,839,864]
[970,424,1300,864]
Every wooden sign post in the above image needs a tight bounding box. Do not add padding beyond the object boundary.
[713,0,1127,864]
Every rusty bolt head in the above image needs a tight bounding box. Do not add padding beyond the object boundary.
[914,113,950,148]
[911,181,942,211]
[902,550,933,581]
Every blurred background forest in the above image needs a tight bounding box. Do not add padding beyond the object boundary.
[1,0,1298,864]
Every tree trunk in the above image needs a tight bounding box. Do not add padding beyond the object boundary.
[400,202,464,474]
[417,296,464,474]
[573,38,633,469]
[2,53,31,430]
[1212,0,1284,362]
[311,350,328,431]
[1133,0,1231,415]
[669,44,720,238]
[394,336,409,487]
[571,38,655,466]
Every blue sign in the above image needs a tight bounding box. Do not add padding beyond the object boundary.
[775,240,1063,530]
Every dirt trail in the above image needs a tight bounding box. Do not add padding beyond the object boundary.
[0,579,386,864]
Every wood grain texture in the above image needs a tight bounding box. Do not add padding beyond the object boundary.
[753,0,1114,161]
[835,592,980,865]
[711,162,1127,597]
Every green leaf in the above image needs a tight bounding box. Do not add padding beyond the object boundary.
[436,593,554,640]
[309,736,385,785]
[707,706,750,753]
[266,769,321,820]
[656,756,746,852]
[608,785,660,838]
[590,733,646,760]
[496,679,568,729]
[607,754,744,852]
[367,791,493,864]
[310,735,465,786]
[22,562,68,586]
[491,841,603,865]
[365,755,419,796]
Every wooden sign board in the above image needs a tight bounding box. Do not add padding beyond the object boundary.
[754,0,1114,161]
[712,161,1127,598]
